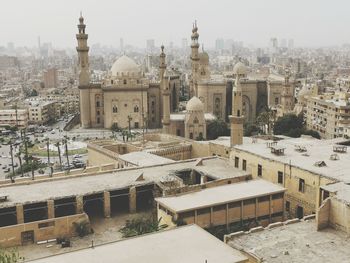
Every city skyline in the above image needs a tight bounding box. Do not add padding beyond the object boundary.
[1,0,350,49]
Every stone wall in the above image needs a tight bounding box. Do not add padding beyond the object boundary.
[0,213,89,248]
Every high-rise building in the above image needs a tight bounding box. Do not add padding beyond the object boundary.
[43,68,58,89]
[146,39,155,52]
[181,38,188,50]
[215,38,224,50]
[288,38,294,49]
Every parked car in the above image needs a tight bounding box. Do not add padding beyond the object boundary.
[73,154,82,159]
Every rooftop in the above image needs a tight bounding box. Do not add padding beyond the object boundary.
[228,219,350,263]
[321,182,350,204]
[30,225,247,263]
[156,180,285,213]
[234,136,350,182]
[0,157,249,208]
[118,151,175,166]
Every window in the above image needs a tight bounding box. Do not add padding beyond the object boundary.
[38,221,55,228]
[96,101,100,107]
[176,129,181,136]
[286,201,290,212]
[113,105,118,113]
[193,117,199,124]
[123,79,127,84]
[299,178,305,192]
[97,117,100,124]
[242,159,247,171]
[237,110,240,116]
[134,105,139,113]
[257,164,262,177]
[275,97,279,105]
[278,171,283,184]
[234,157,239,168]
[134,122,139,128]
[189,133,193,139]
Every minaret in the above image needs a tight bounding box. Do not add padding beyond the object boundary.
[76,13,91,128]
[159,45,166,80]
[190,21,200,97]
[280,68,294,113]
[160,46,170,134]
[230,62,245,146]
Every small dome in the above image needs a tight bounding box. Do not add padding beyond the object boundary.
[111,55,140,76]
[199,52,209,64]
[233,61,247,75]
[186,96,204,111]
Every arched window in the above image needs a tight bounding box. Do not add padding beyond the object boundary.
[189,132,193,139]
[134,105,139,113]
[113,105,118,113]
[123,79,127,85]
[193,117,199,124]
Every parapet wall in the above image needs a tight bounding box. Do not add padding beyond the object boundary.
[224,214,316,244]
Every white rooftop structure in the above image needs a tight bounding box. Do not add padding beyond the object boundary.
[156,180,285,213]
[31,225,247,263]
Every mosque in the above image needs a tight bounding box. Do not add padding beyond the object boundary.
[76,15,294,143]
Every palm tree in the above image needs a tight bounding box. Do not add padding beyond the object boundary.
[256,107,276,135]
[63,136,70,168]
[55,141,62,170]
[23,131,29,164]
[15,151,23,178]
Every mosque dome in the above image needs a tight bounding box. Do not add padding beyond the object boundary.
[199,52,209,64]
[186,96,204,112]
[111,55,140,76]
[233,61,247,76]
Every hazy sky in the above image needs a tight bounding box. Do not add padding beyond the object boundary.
[1,0,349,49]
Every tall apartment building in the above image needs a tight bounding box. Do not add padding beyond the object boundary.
[0,109,28,128]
[28,101,58,125]
[43,68,58,89]
[306,92,350,139]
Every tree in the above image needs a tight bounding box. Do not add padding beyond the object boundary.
[63,136,70,168]
[15,152,23,178]
[30,89,38,97]
[55,142,62,170]
[207,119,230,140]
[244,123,260,136]
[0,248,24,263]
[120,216,167,238]
[273,113,303,135]
[256,107,276,134]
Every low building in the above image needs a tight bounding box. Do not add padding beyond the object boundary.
[0,156,250,247]
[0,108,28,128]
[230,136,350,218]
[31,225,248,263]
[156,180,285,228]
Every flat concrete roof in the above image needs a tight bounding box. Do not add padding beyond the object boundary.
[30,225,247,263]
[233,136,350,182]
[0,157,250,208]
[228,219,350,263]
[119,151,175,166]
[322,182,350,204]
[156,180,285,213]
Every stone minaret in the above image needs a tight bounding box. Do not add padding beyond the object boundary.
[190,21,200,97]
[230,67,244,146]
[159,45,166,79]
[160,46,170,134]
[280,68,294,113]
[76,14,91,128]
